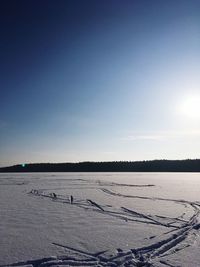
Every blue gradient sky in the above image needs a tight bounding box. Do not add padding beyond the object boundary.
[1,0,200,166]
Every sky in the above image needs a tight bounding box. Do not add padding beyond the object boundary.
[0,0,200,166]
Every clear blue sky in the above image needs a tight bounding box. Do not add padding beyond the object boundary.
[1,0,200,166]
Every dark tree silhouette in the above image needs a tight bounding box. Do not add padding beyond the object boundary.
[0,159,200,172]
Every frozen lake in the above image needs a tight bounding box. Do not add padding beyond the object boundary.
[0,172,200,267]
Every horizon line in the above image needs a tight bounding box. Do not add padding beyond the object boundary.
[1,158,200,169]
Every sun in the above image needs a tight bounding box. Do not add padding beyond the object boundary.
[179,95,200,119]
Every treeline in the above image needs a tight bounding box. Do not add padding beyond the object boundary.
[0,159,200,172]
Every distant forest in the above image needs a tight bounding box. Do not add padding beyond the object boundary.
[0,159,200,172]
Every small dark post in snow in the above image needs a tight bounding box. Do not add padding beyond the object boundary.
[70,195,74,204]
[52,193,57,199]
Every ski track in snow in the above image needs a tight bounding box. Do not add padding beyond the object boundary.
[1,178,200,267]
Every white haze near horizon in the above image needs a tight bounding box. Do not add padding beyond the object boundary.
[0,172,200,267]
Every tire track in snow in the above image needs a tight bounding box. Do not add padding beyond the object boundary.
[4,183,199,267]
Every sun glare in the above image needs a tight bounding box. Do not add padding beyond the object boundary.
[179,95,200,119]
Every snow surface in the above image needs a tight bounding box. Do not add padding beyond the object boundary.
[0,172,200,267]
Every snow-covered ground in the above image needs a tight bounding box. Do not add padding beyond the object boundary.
[0,172,200,267]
